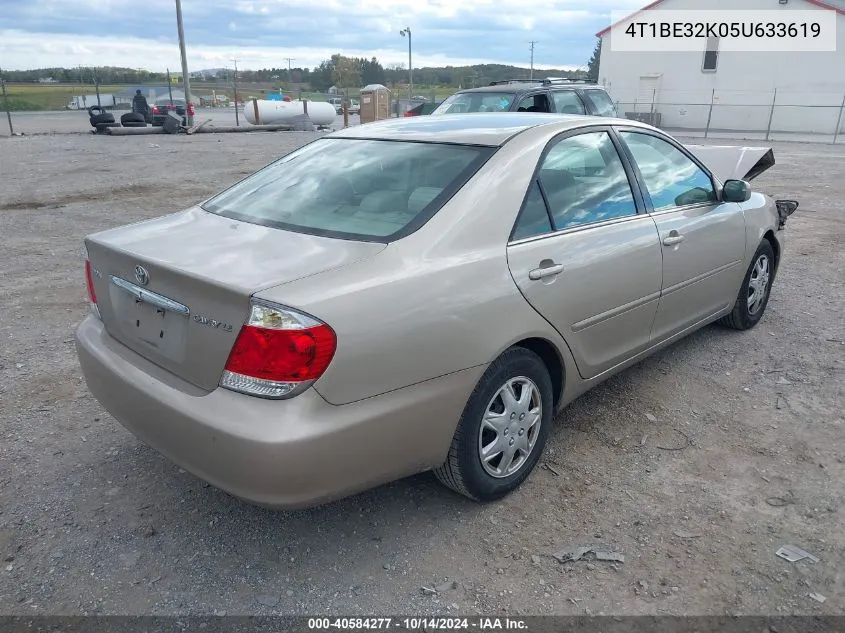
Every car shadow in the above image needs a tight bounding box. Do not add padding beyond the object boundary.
[114,322,739,525]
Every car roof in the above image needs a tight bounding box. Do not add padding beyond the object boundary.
[328,112,636,147]
[454,83,605,94]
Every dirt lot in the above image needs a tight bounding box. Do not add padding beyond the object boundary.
[0,131,842,617]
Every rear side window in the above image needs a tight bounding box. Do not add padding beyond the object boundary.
[516,93,552,113]
[432,92,515,114]
[552,91,586,115]
[583,90,617,116]
[538,131,637,230]
[202,138,494,241]
[512,181,553,241]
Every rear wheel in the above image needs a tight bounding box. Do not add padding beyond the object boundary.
[434,347,553,501]
[718,240,775,330]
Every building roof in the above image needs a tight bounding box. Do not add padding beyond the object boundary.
[596,0,845,37]
[328,112,640,147]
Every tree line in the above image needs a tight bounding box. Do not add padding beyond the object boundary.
[2,48,596,90]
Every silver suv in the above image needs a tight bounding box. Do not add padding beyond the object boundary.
[431,78,617,117]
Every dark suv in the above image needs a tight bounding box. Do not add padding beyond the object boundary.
[430,79,617,117]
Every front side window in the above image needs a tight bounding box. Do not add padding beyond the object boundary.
[202,138,493,241]
[619,131,717,210]
[431,92,515,114]
[538,131,637,230]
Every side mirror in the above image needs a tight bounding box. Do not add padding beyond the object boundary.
[674,186,715,206]
[722,179,752,203]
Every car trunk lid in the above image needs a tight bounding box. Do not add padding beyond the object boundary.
[85,207,385,391]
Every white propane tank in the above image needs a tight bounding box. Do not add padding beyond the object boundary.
[244,100,336,126]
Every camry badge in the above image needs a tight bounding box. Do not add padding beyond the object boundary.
[134,265,150,286]
[193,314,234,332]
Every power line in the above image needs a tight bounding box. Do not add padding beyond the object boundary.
[529,41,538,80]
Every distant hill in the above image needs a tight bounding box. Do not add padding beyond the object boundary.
[386,64,587,89]
[2,62,588,90]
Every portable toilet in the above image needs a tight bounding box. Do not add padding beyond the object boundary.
[359,84,390,124]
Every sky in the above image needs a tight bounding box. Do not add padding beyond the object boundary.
[0,0,646,72]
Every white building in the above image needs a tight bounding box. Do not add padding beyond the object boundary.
[596,0,845,135]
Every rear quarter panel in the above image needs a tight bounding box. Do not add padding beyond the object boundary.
[255,128,577,406]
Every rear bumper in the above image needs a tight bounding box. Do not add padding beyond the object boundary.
[75,314,483,508]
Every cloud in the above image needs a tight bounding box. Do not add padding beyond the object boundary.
[0,0,645,70]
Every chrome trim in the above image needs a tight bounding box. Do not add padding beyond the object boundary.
[110,276,190,317]
[647,201,717,217]
[507,213,644,247]
[571,292,661,333]
[661,260,741,297]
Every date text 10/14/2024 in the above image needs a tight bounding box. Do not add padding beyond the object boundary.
[308,617,529,630]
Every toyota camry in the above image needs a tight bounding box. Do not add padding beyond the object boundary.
[75,113,797,508]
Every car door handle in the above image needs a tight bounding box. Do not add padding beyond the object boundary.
[663,234,685,246]
[529,263,565,280]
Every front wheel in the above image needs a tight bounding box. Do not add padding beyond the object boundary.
[718,239,776,330]
[434,347,554,501]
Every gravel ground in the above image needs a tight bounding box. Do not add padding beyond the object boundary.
[0,131,842,617]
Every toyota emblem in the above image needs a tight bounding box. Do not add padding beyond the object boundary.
[134,265,150,286]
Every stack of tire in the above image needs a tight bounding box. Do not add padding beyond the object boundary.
[88,106,120,134]
[120,112,147,128]
[88,106,148,134]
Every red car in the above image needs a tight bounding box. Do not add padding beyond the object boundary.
[151,97,196,126]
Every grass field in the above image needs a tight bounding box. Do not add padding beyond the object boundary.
[2,82,455,111]
[1,83,130,110]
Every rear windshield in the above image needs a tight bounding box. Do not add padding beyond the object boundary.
[432,92,516,114]
[583,90,617,116]
[201,138,495,242]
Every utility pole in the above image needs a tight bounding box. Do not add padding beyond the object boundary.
[174,0,193,126]
[529,41,537,80]
[284,57,295,84]
[1,70,14,136]
[231,58,239,126]
[400,27,412,105]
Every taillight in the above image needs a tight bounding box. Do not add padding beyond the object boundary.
[152,105,160,114]
[85,259,97,305]
[85,258,101,319]
[220,301,337,399]
[187,103,195,117]
[404,110,416,117]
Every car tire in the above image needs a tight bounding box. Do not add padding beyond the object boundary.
[434,347,554,502]
[718,239,776,330]
[89,113,115,126]
[121,112,145,125]
[121,121,147,128]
